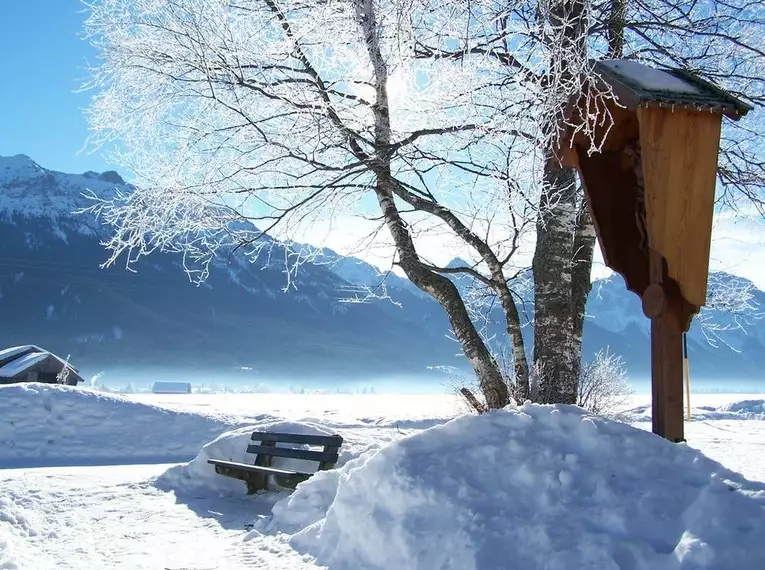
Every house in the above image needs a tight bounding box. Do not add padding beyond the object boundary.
[152,381,192,394]
[0,345,85,386]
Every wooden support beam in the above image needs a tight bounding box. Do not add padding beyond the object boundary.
[644,250,685,442]
[650,308,685,442]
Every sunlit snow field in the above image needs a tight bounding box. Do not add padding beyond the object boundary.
[1,386,764,569]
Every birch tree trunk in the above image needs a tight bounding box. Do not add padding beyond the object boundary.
[531,0,588,404]
[566,0,626,385]
[532,161,579,403]
[570,201,596,384]
[355,0,510,409]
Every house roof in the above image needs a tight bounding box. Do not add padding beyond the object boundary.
[0,345,40,368]
[592,60,753,120]
[0,345,83,381]
[0,351,49,378]
[152,381,192,393]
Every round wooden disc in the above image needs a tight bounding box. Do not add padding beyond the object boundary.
[642,283,667,319]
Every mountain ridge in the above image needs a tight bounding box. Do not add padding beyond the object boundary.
[1,155,763,385]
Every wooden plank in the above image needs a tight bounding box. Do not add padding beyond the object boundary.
[250,432,343,447]
[637,106,722,308]
[207,459,310,477]
[246,444,339,463]
[574,146,650,298]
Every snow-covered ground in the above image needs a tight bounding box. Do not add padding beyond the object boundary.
[1,384,764,569]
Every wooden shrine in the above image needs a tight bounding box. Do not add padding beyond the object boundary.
[562,60,752,442]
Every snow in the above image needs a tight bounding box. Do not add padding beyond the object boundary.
[1,387,764,569]
[601,60,700,94]
[0,464,311,570]
[151,381,191,394]
[0,384,248,467]
[0,346,36,364]
[261,403,765,570]
[622,399,765,422]
[720,399,765,416]
[0,352,48,379]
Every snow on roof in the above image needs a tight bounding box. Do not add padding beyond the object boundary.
[591,60,752,120]
[152,382,192,394]
[0,345,38,363]
[0,351,50,378]
[601,60,699,94]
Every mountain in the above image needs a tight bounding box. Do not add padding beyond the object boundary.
[0,155,459,382]
[2,154,763,386]
[583,272,765,381]
[320,253,765,383]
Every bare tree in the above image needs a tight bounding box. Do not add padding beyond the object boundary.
[83,0,764,410]
[83,0,572,409]
[578,349,633,418]
[697,273,764,349]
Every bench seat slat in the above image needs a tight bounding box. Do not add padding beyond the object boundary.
[246,444,339,463]
[207,459,312,477]
[250,432,343,447]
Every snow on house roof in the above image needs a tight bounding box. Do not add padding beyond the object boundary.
[593,60,753,119]
[600,60,699,94]
[0,351,49,378]
[0,345,82,382]
[0,345,39,363]
[152,382,192,394]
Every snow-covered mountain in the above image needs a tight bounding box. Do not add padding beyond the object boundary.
[0,155,458,381]
[2,154,763,384]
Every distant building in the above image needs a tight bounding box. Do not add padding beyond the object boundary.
[152,381,192,394]
[0,345,84,386]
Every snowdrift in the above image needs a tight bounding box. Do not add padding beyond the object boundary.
[261,403,765,570]
[0,383,243,467]
[622,399,765,422]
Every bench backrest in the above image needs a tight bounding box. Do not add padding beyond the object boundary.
[247,431,343,466]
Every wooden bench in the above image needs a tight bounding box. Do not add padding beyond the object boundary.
[208,431,343,494]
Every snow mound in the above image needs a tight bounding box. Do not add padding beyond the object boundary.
[265,403,765,570]
[0,383,241,467]
[623,399,765,422]
[719,399,765,419]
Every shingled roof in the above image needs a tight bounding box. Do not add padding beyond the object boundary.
[592,60,753,120]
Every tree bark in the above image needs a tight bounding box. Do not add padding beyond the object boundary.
[570,199,596,384]
[499,289,530,402]
[607,0,628,58]
[533,161,579,404]
[532,0,588,405]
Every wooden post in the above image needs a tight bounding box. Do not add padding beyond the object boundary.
[650,307,685,442]
[643,250,685,442]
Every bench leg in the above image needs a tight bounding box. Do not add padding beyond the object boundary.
[245,473,264,495]
[213,464,267,494]
[248,440,276,493]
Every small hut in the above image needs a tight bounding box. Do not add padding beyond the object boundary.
[0,345,85,386]
[152,381,192,394]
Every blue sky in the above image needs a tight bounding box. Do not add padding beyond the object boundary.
[0,1,115,174]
